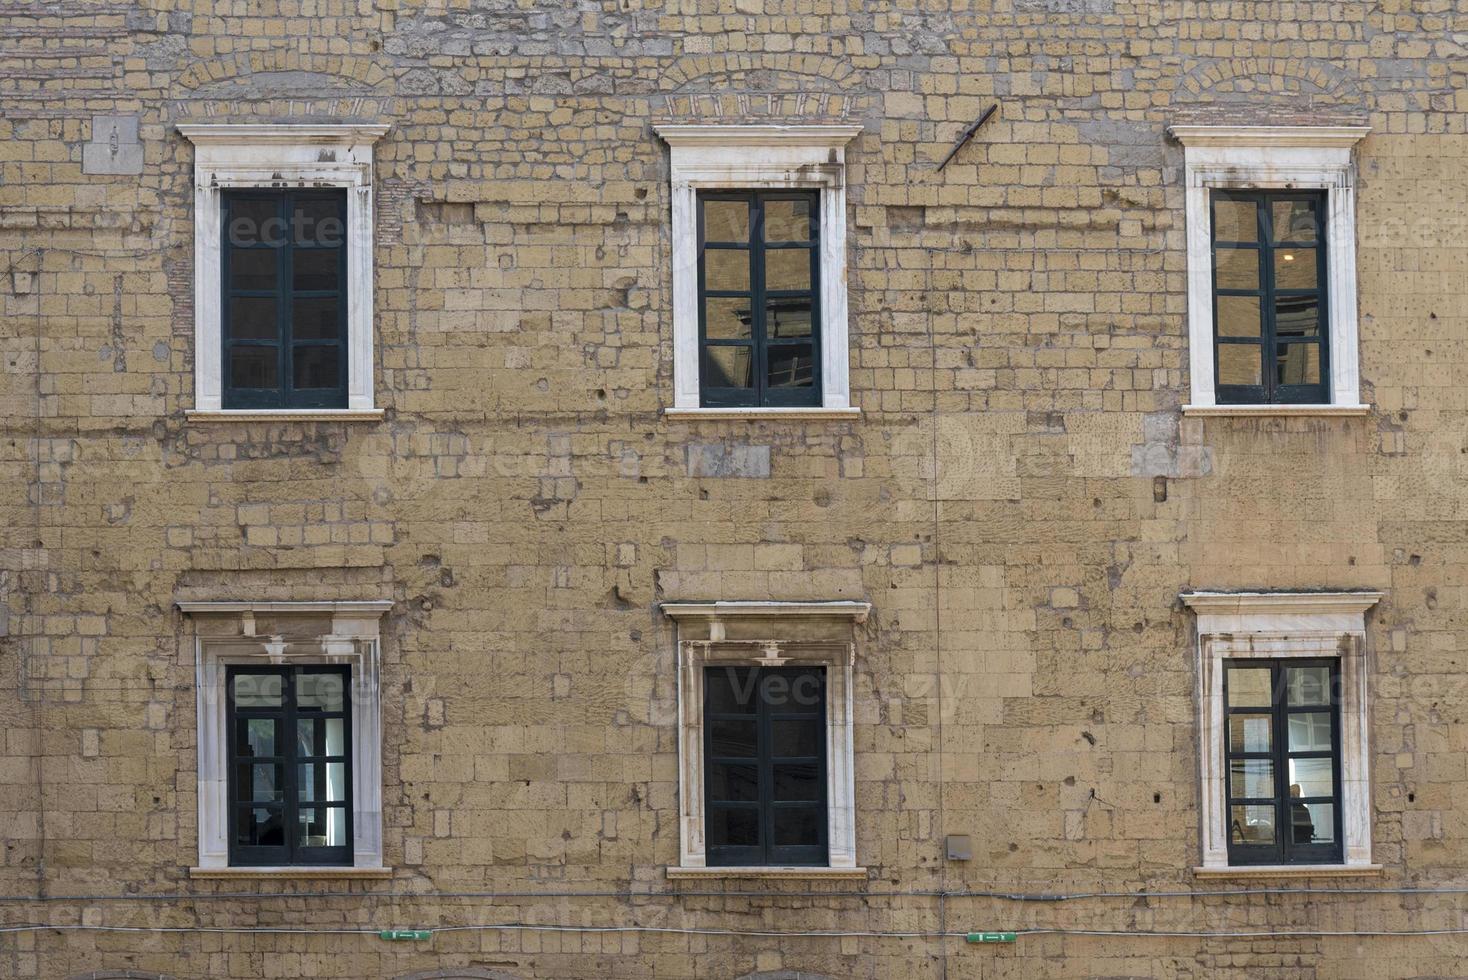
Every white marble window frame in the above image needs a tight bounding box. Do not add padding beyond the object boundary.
[177,124,390,421]
[653,125,863,420]
[662,601,870,875]
[1172,126,1371,416]
[179,600,391,872]
[1183,591,1382,874]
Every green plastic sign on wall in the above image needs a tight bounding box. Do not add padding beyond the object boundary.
[379,930,432,941]
[966,931,1017,944]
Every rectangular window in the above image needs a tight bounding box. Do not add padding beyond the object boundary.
[698,190,820,409]
[222,189,348,410]
[1223,658,1342,866]
[227,664,353,866]
[704,665,827,867]
[1211,190,1329,405]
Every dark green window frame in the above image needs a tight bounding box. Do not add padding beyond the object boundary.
[1223,658,1343,866]
[227,664,353,867]
[1211,190,1329,405]
[697,190,821,408]
[705,665,827,867]
[221,188,348,410]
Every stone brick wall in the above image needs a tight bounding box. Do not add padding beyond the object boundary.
[3,0,1468,976]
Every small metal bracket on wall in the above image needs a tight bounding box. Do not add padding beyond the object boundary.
[936,103,999,172]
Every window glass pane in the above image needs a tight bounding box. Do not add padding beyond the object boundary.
[1276,343,1320,386]
[765,248,812,291]
[232,673,282,708]
[767,298,813,339]
[1274,247,1318,290]
[763,199,813,242]
[1226,667,1272,707]
[1287,712,1333,753]
[1288,757,1335,798]
[236,806,285,846]
[767,344,814,389]
[230,249,277,292]
[1213,198,1258,243]
[239,718,280,758]
[1229,759,1274,799]
[297,671,346,712]
[297,763,347,803]
[708,806,759,846]
[769,666,827,712]
[292,196,345,246]
[1216,295,1261,338]
[1275,295,1320,340]
[773,763,821,802]
[772,806,823,845]
[296,806,348,847]
[706,668,756,713]
[1272,199,1318,243]
[708,763,759,802]
[293,250,340,292]
[229,347,279,390]
[228,296,278,340]
[703,199,749,243]
[236,763,284,802]
[292,297,342,341]
[226,197,280,246]
[1286,666,1331,706]
[297,717,346,757]
[1227,713,1271,753]
[709,719,757,759]
[705,297,754,340]
[703,248,749,293]
[1230,804,1275,844]
[1295,802,1334,844]
[702,345,754,389]
[1214,247,1259,290]
[1217,344,1261,387]
[293,345,341,390]
[773,718,823,758]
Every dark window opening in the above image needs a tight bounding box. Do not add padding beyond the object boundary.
[698,191,821,408]
[222,189,348,409]
[227,665,353,866]
[1211,190,1329,405]
[1224,658,1343,866]
[705,665,827,867]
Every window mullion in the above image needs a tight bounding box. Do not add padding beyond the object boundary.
[1258,196,1279,403]
[284,667,298,866]
[1273,661,1289,864]
[280,192,295,406]
[759,670,775,865]
[751,194,768,407]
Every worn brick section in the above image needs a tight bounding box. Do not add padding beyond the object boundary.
[1,0,1467,977]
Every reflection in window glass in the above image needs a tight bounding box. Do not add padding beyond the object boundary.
[1231,804,1275,845]
[1226,667,1272,707]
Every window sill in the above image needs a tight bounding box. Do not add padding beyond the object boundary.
[190,866,393,879]
[1192,864,1382,879]
[666,866,868,880]
[186,409,385,423]
[664,407,861,421]
[1181,404,1371,418]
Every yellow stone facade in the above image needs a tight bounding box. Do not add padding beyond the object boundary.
[3,0,1468,977]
